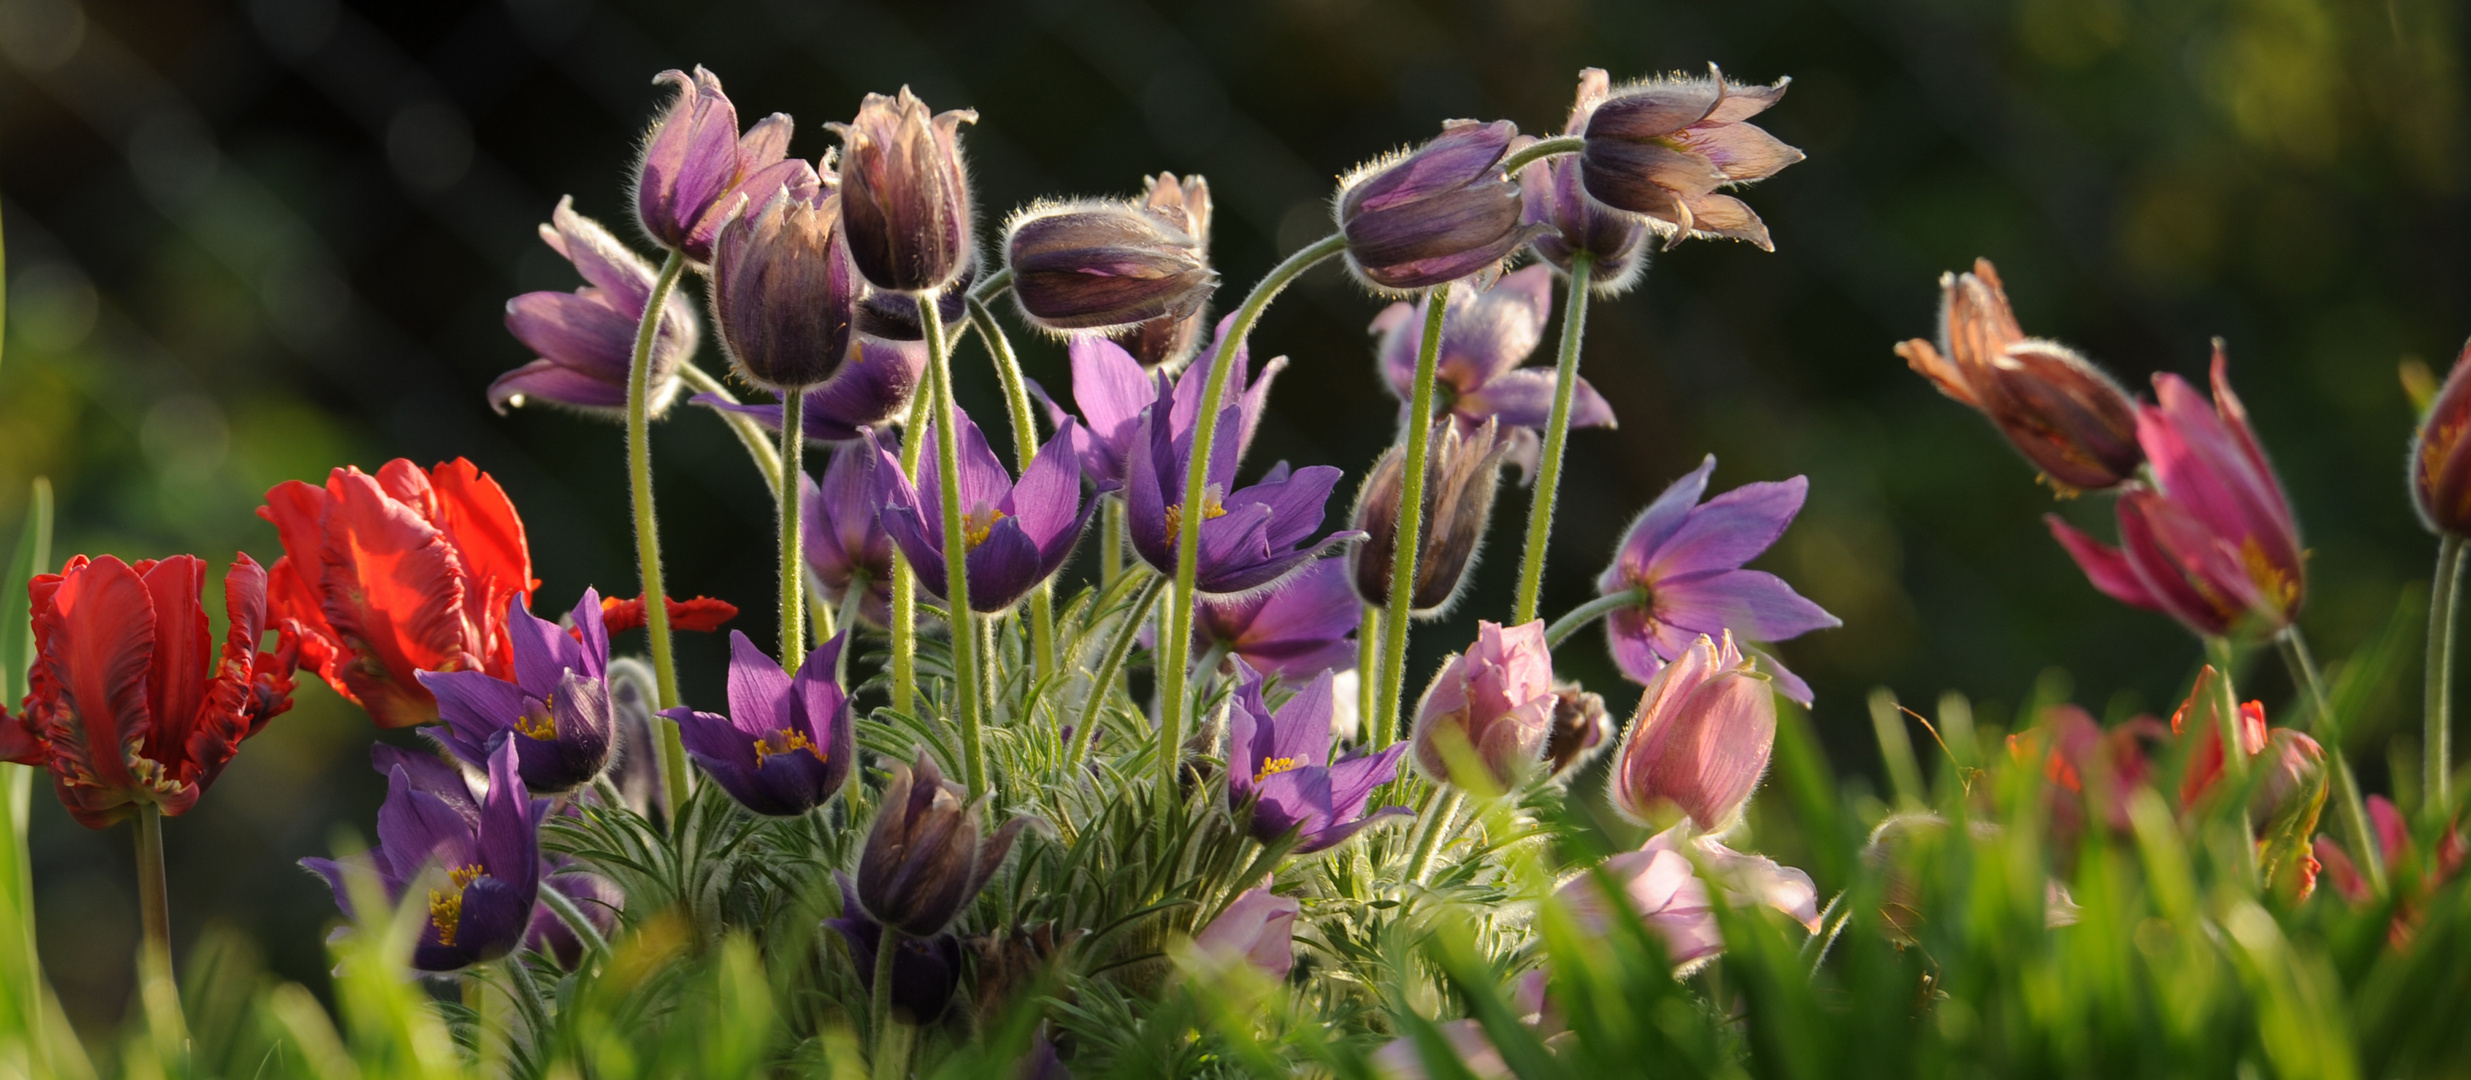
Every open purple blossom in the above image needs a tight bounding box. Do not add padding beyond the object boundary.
[803,443,898,628]
[1194,557,1360,680]
[416,590,615,796]
[690,334,928,443]
[1370,265,1614,474]
[825,872,964,1022]
[633,66,819,263]
[1595,456,1838,705]
[660,631,854,817]
[1057,315,1285,490]
[493,197,701,417]
[302,742,539,973]
[1224,664,1410,854]
[873,409,1092,613]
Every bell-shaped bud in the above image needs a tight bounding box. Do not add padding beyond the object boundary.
[1519,70,1652,295]
[1110,173,1215,365]
[1544,685,1612,778]
[1004,197,1216,335]
[855,751,1029,937]
[1578,64,1802,250]
[708,187,861,392]
[830,87,977,293]
[1409,620,1557,789]
[1608,632,1776,830]
[1189,886,1300,979]
[2411,338,2471,536]
[2251,727,2326,828]
[1348,419,1510,618]
[1335,119,1551,293]
[1894,259,2142,494]
[632,66,819,262]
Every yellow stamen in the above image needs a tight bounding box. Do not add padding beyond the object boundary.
[514,695,558,741]
[1253,756,1304,784]
[2239,537,2301,614]
[754,728,821,767]
[429,864,487,946]
[963,508,1010,551]
[1164,496,1227,539]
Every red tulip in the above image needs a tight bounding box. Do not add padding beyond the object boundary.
[0,554,296,828]
[258,459,536,728]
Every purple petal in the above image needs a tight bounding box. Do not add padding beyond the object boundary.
[880,503,947,601]
[1741,644,1814,707]
[1653,568,1840,642]
[505,593,582,697]
[477,743,535,887]
[1007,420,1085,548]
[669,707,759,774]
[962,520,1043,612]
[1455,369,1561,430]
[372,743,478,811]
[1646,476,1807,581]
[1441,265,1553,387]
[417,670,526,765]
[723,630,794,738]
[1604,606,1676,685]
[1268,669,1340,766]
[1069,337,1156,439]
[1601,456,1717,594]
[504,292,634,379]
[488,358,628,414]
[809,336,925,434]
[570,587,609,679]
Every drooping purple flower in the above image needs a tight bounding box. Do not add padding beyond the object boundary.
[856,752,1031,937]
[302,741,540,972]
[875,409,1092,613]
[1518,70,1653,295]
[493,197,701,417]
[1369,265,1615,474]
[1335,119,1552,293]
[1059,315,1285,490]
[708,184,862,392]
[1595,456,1839,705]
[1190,886,1301,979]
[658,631,854,817]
[825,871,964,1022]
[416,590,615,796]
[690,334,929,443]
[1109,173,1214,366]
[633,66,820,263]
[1578,65,1803,251]
[1004,196,1215,334]
[1224,664,1410,854]
[1193,557,1360,680]
[803,443,898,628]
[1347,418,1510,616]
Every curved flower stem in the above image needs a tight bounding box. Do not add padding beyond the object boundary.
[1497,135,1584,178]
[1511,252,1594,626]
[537,883,609,960]
[778,387,807,674]
[133,804,170,973]
[1546,587,1641,648]
[1157,232,1350,800]
[2427,535,2462,825]
[1404,788,1465,886]
[869,924,902,1078]
[2202,637,2258,884]
[676,365,783,490]
[919,295,986,800]
[966,293,1057,683]
[2280,627,2385,894]
[891,386,933,715]
[1072,575,1166,778]
[1100,501,1125,589]
[1372,284,1452,752]
[1357,606,1381,732]
[629,251,692,821]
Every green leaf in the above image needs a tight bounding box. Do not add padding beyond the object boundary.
[0,478,52,705]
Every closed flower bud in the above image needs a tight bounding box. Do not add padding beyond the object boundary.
[1410,619,1557,788]
[1545,685,1612,777]
[708,187,861,392]
[1348,418,1510,617]
[1110,173,1214,365]
[1189,886,1301,979]
[2411,338,2471,535]
[2251,727,2326,832]
[633,67,818,262]
[853,255,975,342]
[1004,198,1216,334]
[1609,632,1776,830]
[1520,70,1651,295]
[856,751,1029,937]
[1894,259,2142,494]
[1579,65,1802,251]
[830,87,977,293]
[1336,119,1552,293]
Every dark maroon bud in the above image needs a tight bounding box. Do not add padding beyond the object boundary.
[707,186,860,392]
[1335,120,1551,293]
[1004,197,1216,335]
[1544,685,1612,777]
[830,87,977,293]
[1348,418,1511,616]
[853,253,976,342]
[1108,173,1215,365]
[855,752,1030,937]
[1519,70,1652,294]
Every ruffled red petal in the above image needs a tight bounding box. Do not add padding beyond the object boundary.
[600,594,740,634]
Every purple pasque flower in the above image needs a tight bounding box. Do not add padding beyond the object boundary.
[1553,824,1818,968]
[659,631,854,817]
[1369,265,1615,474]
[493,196,701,417]
[1409,619,1556,789]
[302,742,539,972]
[1335,119,1551,293]
[1061,315,1285,490]
[633,66,819,263]
[1595,455,1838,706]
[874,408,1092,613]
[1577,65,1803,251]
[1110,172,1214,366]
[708,184,861,393]
[1003,196,1215,334]
[825,871,964,1022]
[855,751,1031,937]
[2047,348,2304,638]
[1194,557,1359,680]
[1190,886,1301,979]
[416,589,615,796]
[1518,70,1653,295]
[1224,663,1410,854]
[691,333,929,444]
[803,443,898,628]
[830,87,978,293]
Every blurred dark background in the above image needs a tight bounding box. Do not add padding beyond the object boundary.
[0,0,2462,1042]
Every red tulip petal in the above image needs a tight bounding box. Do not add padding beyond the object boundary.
[138,555,211,781]
[600,594,740,634]
[189,555,277,792]
[426,459,536,678]
[43,556,156,798]
[321,469,466,728]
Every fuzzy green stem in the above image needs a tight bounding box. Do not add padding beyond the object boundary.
[1156,232,1349,799]
[920,295,986,799]
[892,388,933,714]
[1357,606,1381,733]
[2427,535,2462,825]
[1511,253,1593,626]
[133,804,170,974]
[966,294,1058,681]
[833,575,868,687]
[1497,135,1585,178]
[2281,628,2385,894]
[1404,788,1465,886]
[1100,500,1125,589]
[628,251,692,822]
[1546,588,1640,648]
[2203,637,2259,883]
[1073,575,1166,777]
[1372,284,1453,751]
[870,924,903,1076]
[677,365,782,489]
[779,387,808,674]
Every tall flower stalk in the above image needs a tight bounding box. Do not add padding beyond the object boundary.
[1372,284,1453,750]
[966,288,1058,680]
[778,387,807,672]
[918,295,986,799]
[628,251,693,819]
[1511,252,1593,624]
[2429,536,2462,824]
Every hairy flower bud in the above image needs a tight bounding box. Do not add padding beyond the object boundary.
[1545,685,1612,777]
[856,752,1029,937]
[1520,70,1651,294]
[1348,419,1510,617]
[831,87,977,293]
[633,67,818,262]
[1004,197,1216,334]
[1608,632,1776,830]
[1190,886,1300,979]
[2410,338,2471,535]
[1410,620,1556,788]
[1336,119,1550,293]
[1894,259,2142,493]
[708,187,860,392]
[1110,173,1214,365]
[1578,65,1802,250]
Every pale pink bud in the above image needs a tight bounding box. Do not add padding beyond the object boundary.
[1409,620,1557,788]
[1190,886,1300,980]
[1607,632,1776,829]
